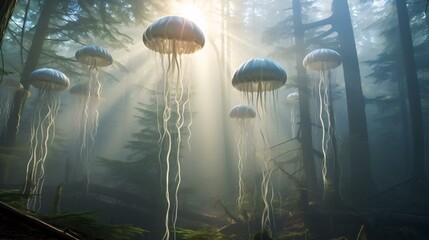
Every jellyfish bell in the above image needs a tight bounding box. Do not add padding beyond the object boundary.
[229,104,256,119]
[143,15,205,240]
[232,58,287,109]
[303,48,342,195]
[143,15,205,54]
[75,45,113,67]
[70,82,101,98]
[230,104,256,212]
[29,68,70,91]
[303,48,342,71]
[25,68,69,212]
[287,92,299,102]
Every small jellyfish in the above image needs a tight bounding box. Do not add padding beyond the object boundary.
[69,83,100,185]
[74,45,112,190]
[286,92,299,137]
[143,16,204,240]
[0,78,22,135]
[229,104,256,211]
[303,48,342,193]
[24,68,69,212]
[232,58,287,234]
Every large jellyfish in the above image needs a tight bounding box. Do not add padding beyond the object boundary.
[232,58,286,235]
[286,92,299,137]
[74,45,112,189]
[0,78,22,135]
[143,16,204,240]
[24,68,69,212]
[303,48,341,193]
[229,104,256,211]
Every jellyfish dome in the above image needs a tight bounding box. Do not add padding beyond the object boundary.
[229,104,256,119]
[25,68,69,212]
[29,68,70,91]
[143,16,205,54]
[232,58,287,93]
[287,92,299,102]
[69,82,100,97]
[303,48,342,71]
[75,45,113,67]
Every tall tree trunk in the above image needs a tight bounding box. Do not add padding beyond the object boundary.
[395,0,425,180]
[332,0,375,200]
[219,0,235,193]
[0,0,18,50]
[1,0,56,146]
[292,0,319,203]
[0,0,57,186]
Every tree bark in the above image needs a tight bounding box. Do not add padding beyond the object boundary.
[292,0,319,202]
[394,0,425,180]
[0,0,19,50]
[1,0,57,147]
[332,0,375,200]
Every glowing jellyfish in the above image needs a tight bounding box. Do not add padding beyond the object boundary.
[143,16,204,240]
[0,78,22,135]
[232,58,287,235]
[287,92,299,137]
[74,45,112,190]
[303,48,342,193]
[229,104,256,211]
[24,68,69,211]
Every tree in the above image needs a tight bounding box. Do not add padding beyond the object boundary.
[0,0,18,49]
[1,0,157,145]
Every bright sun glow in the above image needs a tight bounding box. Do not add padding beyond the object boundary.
[178,3,207,30]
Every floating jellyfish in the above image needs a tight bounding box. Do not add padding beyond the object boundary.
[74,45,112,190]
[303,48,341,193]
[143,16,204,240]
[69,83,100,186]
[229,104,256,211]
[232,58,287,234]
[0,78,22,135]
[286,92,299,137]
[24,68,69,211]
[232,58,287,113]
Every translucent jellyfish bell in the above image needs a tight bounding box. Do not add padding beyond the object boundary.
[230,104,256,211]
[142,15,205,240]
[229,104,256,119]
[70,82,100,97]
[25,68,69,212]
[232,58,287,109]
[302,48,342,194]
[29,68,70,91]
[287,92,299,102]
[303,48,342,71]
[75,45,113,67]
[143,16,205,54]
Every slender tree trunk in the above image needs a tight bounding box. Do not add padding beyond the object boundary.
[395,0,425,180]
[292,0,319,203]
[0,0,57,187]
[1,0,56,147]
[332,0,375,200]
[0,0,18,49]
[219,0,235,193]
